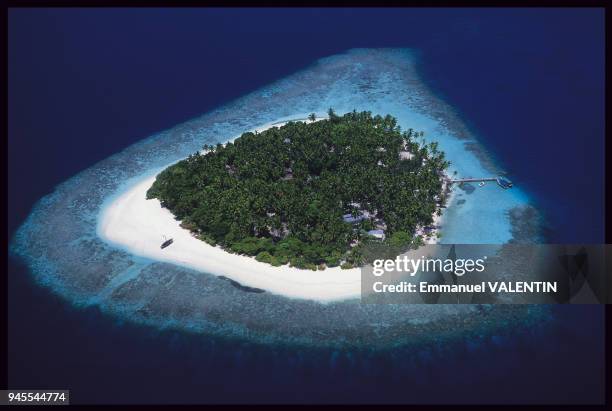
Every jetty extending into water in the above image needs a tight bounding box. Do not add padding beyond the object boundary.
[450,176,513,189]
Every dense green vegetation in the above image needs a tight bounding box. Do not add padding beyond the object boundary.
[147,110,449,270]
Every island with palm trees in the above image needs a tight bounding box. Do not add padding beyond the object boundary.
[146,110,450,270]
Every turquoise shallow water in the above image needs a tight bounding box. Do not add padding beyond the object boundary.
[10,49,544,347]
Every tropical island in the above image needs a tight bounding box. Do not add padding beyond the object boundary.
[147,110,450,270]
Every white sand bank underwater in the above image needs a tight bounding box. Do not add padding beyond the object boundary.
[98,115,448,302]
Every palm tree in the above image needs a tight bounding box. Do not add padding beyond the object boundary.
[308,113,316,122]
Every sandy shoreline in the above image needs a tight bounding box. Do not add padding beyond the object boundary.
[98,175,365,301]
[98,115,451,302]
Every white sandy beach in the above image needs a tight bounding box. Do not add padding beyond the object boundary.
[98,115,450,302]
[99,115,365,302]
[98,175,363,302]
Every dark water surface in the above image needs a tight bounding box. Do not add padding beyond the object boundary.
[8,8,604,403]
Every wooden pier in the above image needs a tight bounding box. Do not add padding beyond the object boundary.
[450,177,497,184]
[450,176,513,189]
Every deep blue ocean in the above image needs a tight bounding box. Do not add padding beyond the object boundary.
[8,8,605,403]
